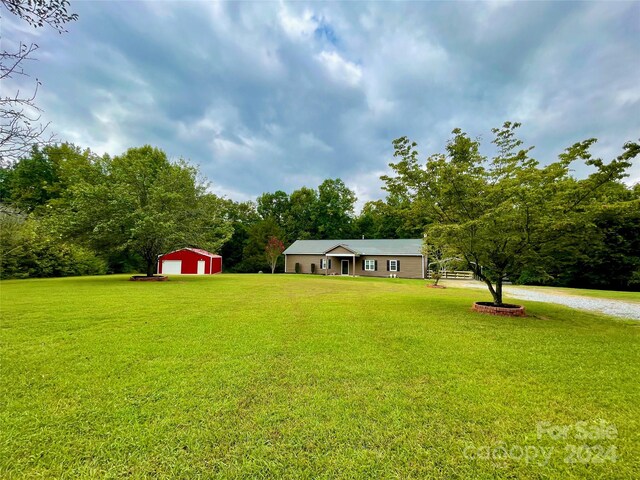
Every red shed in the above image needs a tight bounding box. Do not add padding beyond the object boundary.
[157,248,222,275]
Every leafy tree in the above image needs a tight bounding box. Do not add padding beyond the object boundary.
[219,199,260,271]
[0,143,100,212]
[238,218,283,272]
[515,186,640,290]
[285,186,319,241]
[256,190,290,226]
[53,145,232,276]
[316,178,356,239]
[1,145,61,212]
[0,205,106,279]
[1,0,78,165]
[383,123,637,306]
[356,200,396,239]
[423,241,461,287]
[355,195,429,239]
[265,236,285,274]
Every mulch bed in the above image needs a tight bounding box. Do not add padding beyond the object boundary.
[472,301,526,317]
[129,275,168,282]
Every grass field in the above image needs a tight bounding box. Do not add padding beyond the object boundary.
[1,274,638,478]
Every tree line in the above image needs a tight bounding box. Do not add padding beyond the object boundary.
[1,126,639,293]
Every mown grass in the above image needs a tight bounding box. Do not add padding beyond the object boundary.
[1,274,638,479]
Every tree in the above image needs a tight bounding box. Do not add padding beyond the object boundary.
[382,123,637,306]
[514,185,640,291]
[238,218,284,272]
[53,145,232,276]
[355,195,430,239]
[1,1,78,165]
[0,205,106,279]
[265,236,285,274]
[316,178,356,239]
[1,144,60,212]
[423,240,461,287]
[218,199,260,271]
[285,186,319,241]
[256,190,290,226]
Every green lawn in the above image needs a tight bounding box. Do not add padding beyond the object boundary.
[1,274,638,479]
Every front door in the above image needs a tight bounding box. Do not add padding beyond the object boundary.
[341,259,349,275]
[197,260,206,275]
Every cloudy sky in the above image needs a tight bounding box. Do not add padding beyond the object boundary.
[3,1,639,206]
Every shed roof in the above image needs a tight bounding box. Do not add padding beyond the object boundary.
[283,239,423,256]
[160,248,221,258]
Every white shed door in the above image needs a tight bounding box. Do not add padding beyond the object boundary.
[197,260,205,275]
[162,260,182,274]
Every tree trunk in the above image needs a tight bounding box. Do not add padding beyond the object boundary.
[146,259,155,277]
[470,262,503,306]
[495,278,503,306]
[271,263,276,274]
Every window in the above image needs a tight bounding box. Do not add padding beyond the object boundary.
[389,260,398,272]
[364,259,376,271]
[320,258,332,269]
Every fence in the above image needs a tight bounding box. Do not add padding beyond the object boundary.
[426,270,474,280]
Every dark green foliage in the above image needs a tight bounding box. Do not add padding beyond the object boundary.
[51,145,232,276]
[3,133,638,290]
[383,124,638,304]
[514,196,640,291]
[220,179,357,271]
[285,187,319,240]
[219,200,260,271]
[1,145,61,212]
[256,190,290,226]
[0,210,107,279]
[316,178,356,239]
[234,218,284,273]
[355,196,429,239]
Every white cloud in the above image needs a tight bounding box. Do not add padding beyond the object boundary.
[614,87,640,108]
[278,6,318,40]
[315,50,362,87]
[299,132,333,153]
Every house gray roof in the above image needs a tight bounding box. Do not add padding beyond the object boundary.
[283,239,424,256]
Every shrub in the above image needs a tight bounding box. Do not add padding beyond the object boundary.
[295,263,301,274]
[0,212,107,279]
[311,263,316,274]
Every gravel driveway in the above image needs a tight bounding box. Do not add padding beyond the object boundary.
[454,281,640,320]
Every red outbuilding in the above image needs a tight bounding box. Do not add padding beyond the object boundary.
[157,248,222,275]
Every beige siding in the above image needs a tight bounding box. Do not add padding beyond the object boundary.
[354,256,424,279]
[285,254,340,275]
[285,254,425,279]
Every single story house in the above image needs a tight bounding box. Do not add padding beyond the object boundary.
[283,239,426,279]
[157,248,222,275]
